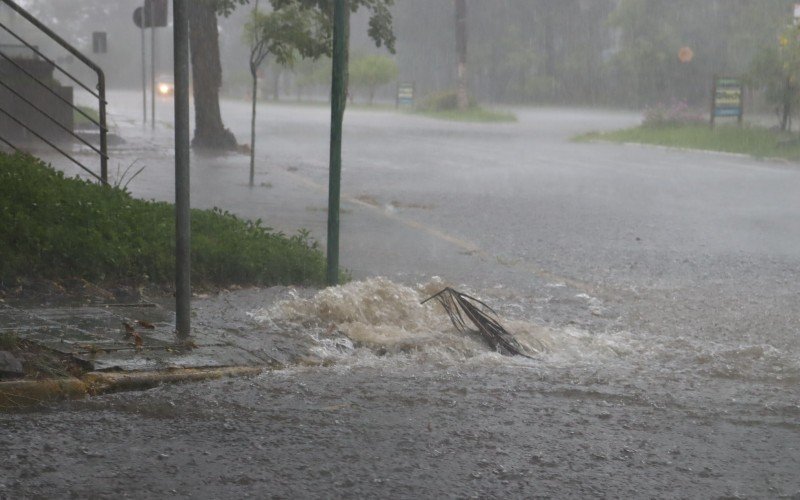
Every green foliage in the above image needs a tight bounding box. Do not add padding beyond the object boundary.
[417,89,475,112]
[577,124,800,162]
[270,0,396,54]
[0,332,18,350]
[207,0,252,17]
[0,153,327,287]
[73,105,100,129]
[246,3,331,70]
[748,27,800,130]
[416,107,517,124]
[608,0,794,107]
[642,100,705,128]
[415,91,515,122]
[348,54,398,103]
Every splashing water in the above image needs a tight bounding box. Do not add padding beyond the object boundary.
[251,277,555,363]
[246,278,800,386]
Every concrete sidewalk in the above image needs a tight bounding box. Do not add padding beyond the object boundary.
[0,287,294,408]
[0,297,273,374]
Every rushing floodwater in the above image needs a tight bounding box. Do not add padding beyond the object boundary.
[5,95,799,496]
[2,282,799,497]
[249,278,800,397]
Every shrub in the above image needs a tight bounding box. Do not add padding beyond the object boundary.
[643,100,706,128]
[0,152,327,287]
[417,89,476,112]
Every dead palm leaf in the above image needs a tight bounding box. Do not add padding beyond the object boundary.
[422,287,533,359]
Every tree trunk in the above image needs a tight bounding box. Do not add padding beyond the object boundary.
[272,68,281,101]
[780,76,793,132]
[189,1,237,150]
[454,0,468,111]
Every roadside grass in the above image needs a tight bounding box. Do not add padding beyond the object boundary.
[414,107,517,123]
[0,152,328,288]
[575,124,800,161]
[74,105,100,129]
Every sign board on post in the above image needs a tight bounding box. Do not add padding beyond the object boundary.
[397,82,414,108]
[133,0,168,28]
[710,76,743,128]
[92,32,107,54]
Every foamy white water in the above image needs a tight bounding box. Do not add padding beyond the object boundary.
[247,278,800,387]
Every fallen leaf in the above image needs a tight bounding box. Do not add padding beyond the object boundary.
[122,321,135,337]
[135,320,155,330]
[132,331,143,350]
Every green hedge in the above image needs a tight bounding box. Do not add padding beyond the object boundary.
[0,153,327,287]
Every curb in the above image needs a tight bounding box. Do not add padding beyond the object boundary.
[0,366,266,409]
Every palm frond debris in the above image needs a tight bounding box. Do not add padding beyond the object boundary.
[421,287,532,358]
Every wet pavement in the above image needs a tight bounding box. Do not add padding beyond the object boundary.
[2,92,800,498]
[0,295,272,373]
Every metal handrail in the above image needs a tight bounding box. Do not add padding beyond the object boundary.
[0,78,104,156]
[0,107,103,183]
[0,20,100,99]
[0,0,108,182]
[0,49,102,129]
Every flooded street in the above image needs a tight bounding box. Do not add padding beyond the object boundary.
[3,94,800,497]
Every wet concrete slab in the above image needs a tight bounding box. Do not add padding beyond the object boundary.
[2,300,272,373]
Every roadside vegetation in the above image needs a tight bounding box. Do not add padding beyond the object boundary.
[0,152,327,288]
[575,100,800,161]
[576,124,800,162]
[414,89,516,123]
[73,105,100,130]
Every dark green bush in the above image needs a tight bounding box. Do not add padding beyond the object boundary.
[0,152,327,287]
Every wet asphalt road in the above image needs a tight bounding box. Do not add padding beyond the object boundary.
[3,92,799,498]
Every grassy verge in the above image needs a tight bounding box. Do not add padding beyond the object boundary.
[415,106,517,123]
[0,152,328,288]
[74,105,100,129]
[575,124,800,161]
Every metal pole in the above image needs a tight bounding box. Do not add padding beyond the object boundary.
[141,1,147,126]
[327,0,347,286]
[151,24,156,130]
[99,72,108,183]
[174,0,191,339]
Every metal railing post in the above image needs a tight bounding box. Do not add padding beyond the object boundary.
[0,0,109,184]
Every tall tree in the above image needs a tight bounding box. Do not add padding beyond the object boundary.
[349,54,398,104]
[245,0,329,184]
[189,0,247,150]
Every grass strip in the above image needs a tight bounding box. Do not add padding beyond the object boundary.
[415,106,517,123]
[575,124,800,161]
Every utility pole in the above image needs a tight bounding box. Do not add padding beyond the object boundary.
[173,0,191,339]
[326,0,348,286]
[141,0,147,125]
[151,22,156,129]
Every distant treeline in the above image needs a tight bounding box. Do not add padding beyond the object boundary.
[389,0,793,108]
